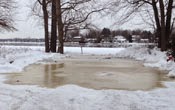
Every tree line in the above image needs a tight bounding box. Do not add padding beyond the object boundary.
[67,28,154,43]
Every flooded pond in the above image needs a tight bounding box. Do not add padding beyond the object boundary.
[3,58,168,90]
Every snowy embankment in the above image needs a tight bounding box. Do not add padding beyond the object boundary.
[0,46,62,73]
[0,45,175,110]
[116,46,175,77]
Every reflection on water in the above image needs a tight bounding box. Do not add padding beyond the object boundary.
[4,59,168,90]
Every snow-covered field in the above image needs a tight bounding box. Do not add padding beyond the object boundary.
[0,45,175,110]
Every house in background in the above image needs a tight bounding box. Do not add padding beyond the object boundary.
[140,39,149,43]
[113,36,127,43]
[132,35,141,43]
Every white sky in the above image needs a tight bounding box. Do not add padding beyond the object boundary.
[0,0,151,39]
[0,0,44,39]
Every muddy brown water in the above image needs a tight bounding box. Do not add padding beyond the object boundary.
[3,58,170,90]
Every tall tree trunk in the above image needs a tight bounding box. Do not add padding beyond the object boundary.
[50,0,57,52]
[42,0,50,52]
[159,0,166,51]
[165,0,174,46]
[152,0,161,48]
[56,0,64,54]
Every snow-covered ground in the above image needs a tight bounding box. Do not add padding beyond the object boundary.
[0,45,175,110]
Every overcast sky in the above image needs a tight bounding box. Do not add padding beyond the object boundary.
[0,0,151,39]
[0,0,44,39]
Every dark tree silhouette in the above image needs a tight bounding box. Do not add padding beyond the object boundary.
[33,0,50,52]
[101,28,111,38]
[128,35,133,43]
[50,0,57,52]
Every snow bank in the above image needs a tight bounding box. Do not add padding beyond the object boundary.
[0,83,175,110]
[0,46,62,73]
[116,45,175,77]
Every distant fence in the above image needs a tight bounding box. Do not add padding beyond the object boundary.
[0,41,156,48]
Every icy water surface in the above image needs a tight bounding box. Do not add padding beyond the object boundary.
[4,58,167,90]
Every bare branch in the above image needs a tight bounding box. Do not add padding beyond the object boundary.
[0,0,16,31]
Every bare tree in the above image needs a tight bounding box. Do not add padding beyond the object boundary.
[0,0,16,31]
[50,0,57,52]
[116,0,175,51]
[31,0,106,54]
[56,0,105,54]
[32,0,51,52]
[56,0,64,53]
